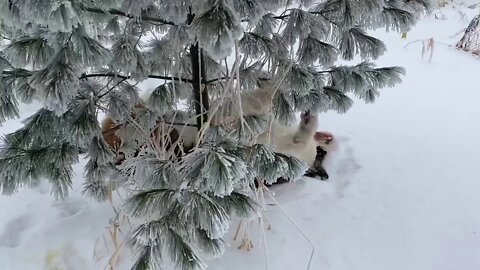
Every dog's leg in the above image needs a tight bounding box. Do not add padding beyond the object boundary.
[304,146,329,180]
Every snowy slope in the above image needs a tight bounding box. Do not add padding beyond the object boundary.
[2,4,480,270]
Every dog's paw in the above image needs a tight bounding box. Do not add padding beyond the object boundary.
[318,169,329,181]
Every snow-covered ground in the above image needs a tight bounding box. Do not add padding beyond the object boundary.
[2,4,480,270]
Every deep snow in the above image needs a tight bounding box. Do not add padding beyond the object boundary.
[1,4,480,270]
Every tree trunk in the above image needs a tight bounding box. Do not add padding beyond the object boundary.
[188,9,210,130]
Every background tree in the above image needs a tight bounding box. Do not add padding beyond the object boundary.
[0,0,429,269]
[457,13,480,55]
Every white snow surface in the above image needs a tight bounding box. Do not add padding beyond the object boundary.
[2,5,480,270]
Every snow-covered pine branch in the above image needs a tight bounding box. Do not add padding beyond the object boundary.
[0,0,429,269]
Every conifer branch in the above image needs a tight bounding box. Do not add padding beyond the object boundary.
[309,11,340,26]
[82,7,176,26]
[101,121,199,135]
[272,10,339,26]
[97,78,127,99]
[1,71,193,84]
[0,35,11,41]
[205,77,227,84]
[0,70,31,78]
[79,73,193,83]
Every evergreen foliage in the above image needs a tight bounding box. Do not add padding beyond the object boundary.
[0,0,429,269]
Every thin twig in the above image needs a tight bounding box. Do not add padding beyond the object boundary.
[98,78,127,99]
[264,186,315,270]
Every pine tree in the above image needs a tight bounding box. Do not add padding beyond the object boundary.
[0,0,429,269]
